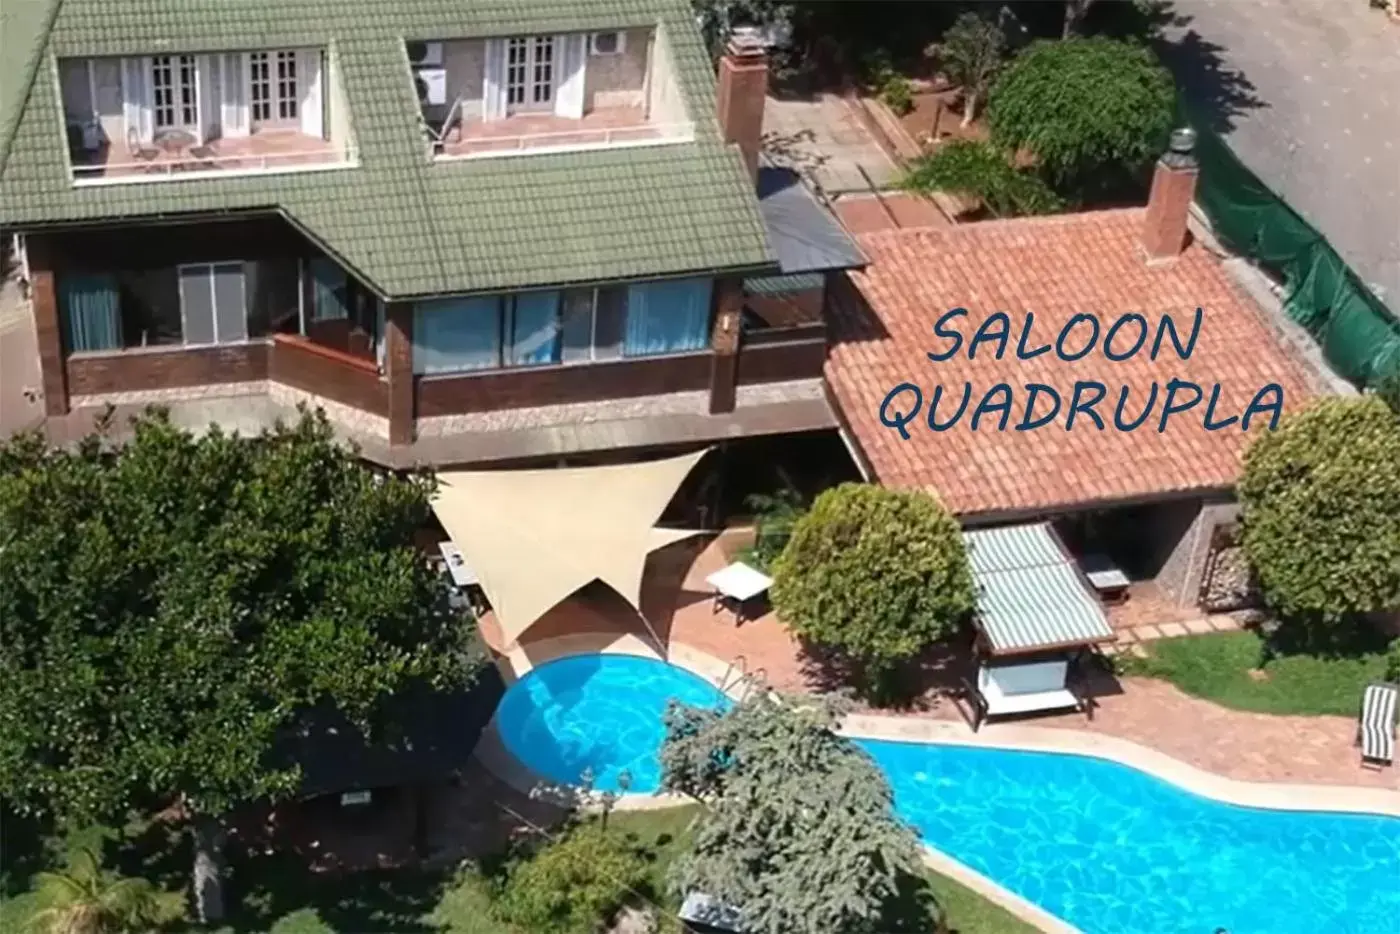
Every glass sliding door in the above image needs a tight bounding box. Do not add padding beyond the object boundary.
[413,296,502,374]
[178,262,248,345]
[623,278,712,356]
[505,290,561,366]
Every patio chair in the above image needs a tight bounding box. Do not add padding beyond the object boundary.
[125,126,159,167]
[1357,682,1398,765]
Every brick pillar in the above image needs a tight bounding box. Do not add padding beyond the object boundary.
[1141,128,1200,264]
[708,279,742,415]
[715,27,769,183]
[385,302,414,446]
[27,236,69,416]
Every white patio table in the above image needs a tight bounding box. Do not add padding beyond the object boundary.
[705,561,773,625]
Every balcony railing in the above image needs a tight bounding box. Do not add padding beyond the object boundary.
[434,121,695,161]
[71,145,356,185]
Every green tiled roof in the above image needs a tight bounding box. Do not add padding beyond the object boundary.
[0,0,775,298]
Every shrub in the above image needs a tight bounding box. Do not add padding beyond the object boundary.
[770,483,975,696]
[738,489,806,572]
[1239,397,1400,640]
[1376,371,1400,416]
[987,37,1174,196]
[494,823,647,934]
[879,73,915,116]
[901,139,1062,217]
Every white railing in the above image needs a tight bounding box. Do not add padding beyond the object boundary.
[72,145,356,184]
[435,120,695,161]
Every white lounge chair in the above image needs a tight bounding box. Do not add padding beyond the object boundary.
[1358,682,1399,765]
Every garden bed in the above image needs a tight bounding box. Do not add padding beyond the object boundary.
[898,85,990,150]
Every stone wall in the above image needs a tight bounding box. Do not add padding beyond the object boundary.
[1154,498,1245,608]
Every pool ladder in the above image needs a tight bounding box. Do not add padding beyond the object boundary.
[719,655,767,701]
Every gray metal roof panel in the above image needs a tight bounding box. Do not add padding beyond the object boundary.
[962,522,1114,653]
[756,166,865,275]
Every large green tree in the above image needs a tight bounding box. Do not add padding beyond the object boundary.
[0,410,479,922]
[770,484,975,698]
[987,37,1174,198]
[1239,396,1400,636]
[660,692,933,934]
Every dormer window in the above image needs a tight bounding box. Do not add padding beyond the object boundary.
[61,48,355,183]
[589,31,624,56]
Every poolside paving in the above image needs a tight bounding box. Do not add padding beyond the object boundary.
[478,533,1394,792]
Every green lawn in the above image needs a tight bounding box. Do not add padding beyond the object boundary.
[3,806,1035,934]
[1120,629,1390,716]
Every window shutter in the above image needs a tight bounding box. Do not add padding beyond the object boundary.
[194,55,214,144]
[140,58,155,140]
[482,39,506,121]
[219,54,249,137]
[120,57,153,143]
[553,34,586,120]
[299,49,324,138]
[197,54,221,141]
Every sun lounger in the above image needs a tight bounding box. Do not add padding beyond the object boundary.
[1358,682,1398,765]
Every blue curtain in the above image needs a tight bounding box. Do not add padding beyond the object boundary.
[623,278,712,357]
[507,291,561,366]
[309,257,348,321]
[60,274,122,352]
[413,296,501,374]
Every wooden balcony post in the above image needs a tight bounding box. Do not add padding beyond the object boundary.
[708,278,742,415]
[385,302,415,446]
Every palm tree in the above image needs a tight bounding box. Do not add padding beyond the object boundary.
[27,845,172,934]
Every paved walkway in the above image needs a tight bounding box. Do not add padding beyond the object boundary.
[1161,0,1400,304]
[762,91,899,195]
[0,274,43,438]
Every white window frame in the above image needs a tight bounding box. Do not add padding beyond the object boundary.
[505,36,556,112]
[249,52,272,122]
[151,55,198,131]
[275,50,299,121]
[177,261,248,346]
[589,31,625,56]
[248,50,299,127]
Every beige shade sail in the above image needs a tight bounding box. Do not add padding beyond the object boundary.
[431,449,710,646]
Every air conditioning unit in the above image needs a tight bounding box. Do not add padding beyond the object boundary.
[406,40,443,66]
[416,67,448,106]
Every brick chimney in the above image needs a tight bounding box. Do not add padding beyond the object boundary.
[1141,127,1200,264]
[715,26,769,182]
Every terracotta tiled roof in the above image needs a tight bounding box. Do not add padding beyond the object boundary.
[825,209,1315,517]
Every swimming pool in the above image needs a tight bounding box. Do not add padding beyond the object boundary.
[495,654,728,793]
[495,654,1400,934]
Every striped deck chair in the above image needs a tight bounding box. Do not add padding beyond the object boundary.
[1358,682,1399,765]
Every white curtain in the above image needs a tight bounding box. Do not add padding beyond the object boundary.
[219,54,249,137]
[482,38,506,120]
[299,49,324,138]
[120,57,153,143]
[553,34,587,119]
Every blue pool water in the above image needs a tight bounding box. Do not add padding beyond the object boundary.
[496,654,728,793]
[496,654,1400,934]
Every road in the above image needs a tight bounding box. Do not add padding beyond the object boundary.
[1159,0,1400,306]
